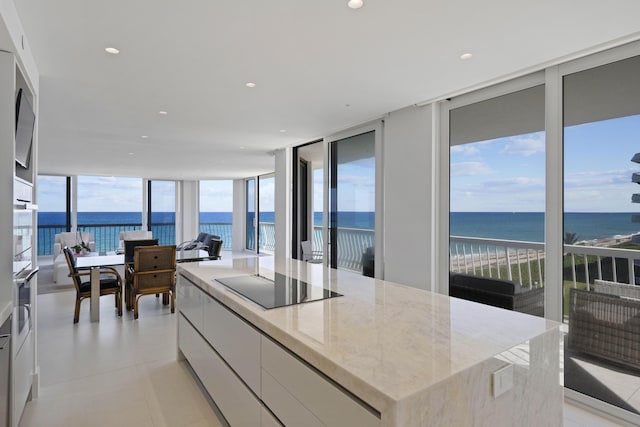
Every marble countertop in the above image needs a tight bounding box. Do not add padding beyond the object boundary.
[178,256,558,414]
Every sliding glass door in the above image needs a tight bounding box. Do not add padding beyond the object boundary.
[562,53,640,414]
[329,131,375,275]
[448,80,546,317]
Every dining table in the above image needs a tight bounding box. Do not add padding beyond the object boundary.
[75,249,217,322]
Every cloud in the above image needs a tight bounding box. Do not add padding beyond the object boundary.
[451,176,545,211]
[565,168,635,190]
[452,177,544,195]
[337,174,375,187]
[200,180,234,211]
[450,145,479,155]
[500,136,544,157]
[450,162,493,177]
[451,139,499,155]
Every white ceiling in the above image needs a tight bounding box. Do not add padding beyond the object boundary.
[10,0,640,180]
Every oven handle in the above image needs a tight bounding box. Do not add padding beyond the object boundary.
[13,203,38,210]
[16,267,39,284]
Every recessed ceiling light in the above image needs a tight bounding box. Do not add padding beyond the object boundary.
[141,135,148,139]
[158,110,168,115]
[128,152,134,156]
[460,53,473,60]
[279,129,287,133]
[239,146,246,150]
[245,82,256,88]
[347,0,364,9]
[105,47,120,54]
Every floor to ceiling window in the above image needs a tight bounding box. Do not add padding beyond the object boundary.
[199,180,233,249]
[562,53,640,415]
[448,81,546,317]
[77,176,143,252]
[149,180,176,245]
[329,131,375,275]
[258,174,275,253]
[36,175,69,256]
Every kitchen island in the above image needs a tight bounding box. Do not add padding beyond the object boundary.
[177,256,562,426]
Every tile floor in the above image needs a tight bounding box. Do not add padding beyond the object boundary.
[20,287,624,426]
[20,290,224,427]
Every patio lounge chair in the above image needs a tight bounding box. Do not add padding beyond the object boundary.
[568,280,640,369]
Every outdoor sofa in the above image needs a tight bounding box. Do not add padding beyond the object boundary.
[449,272,544,317]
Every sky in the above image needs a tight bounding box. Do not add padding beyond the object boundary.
[38,113,637,214]
[37,176,234,212]
[450,114,640,213]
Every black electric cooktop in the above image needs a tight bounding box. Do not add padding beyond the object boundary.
[215,273,342,309]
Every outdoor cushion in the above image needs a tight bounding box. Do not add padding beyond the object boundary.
[450,273,522,295]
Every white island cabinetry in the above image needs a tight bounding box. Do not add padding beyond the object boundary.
[176,257,562,427]
[177,273,381,427]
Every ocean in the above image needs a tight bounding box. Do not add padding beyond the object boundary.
[37,211,376,229]
[37,211,376,255]
[451,212,640,242]
[38,211,640,252]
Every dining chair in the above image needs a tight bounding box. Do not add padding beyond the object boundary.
[123,238,159,309]
[207,238,223,259]
[63,246,122,323]
[127,245,177,319]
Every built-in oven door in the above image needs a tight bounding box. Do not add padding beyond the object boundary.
[14,268,36,353]
[12,207,33,277]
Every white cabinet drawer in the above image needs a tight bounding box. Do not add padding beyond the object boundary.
[202,295,261,395]
[13,330,33,426]
[179,316,261,426]
[177,275,203,329]
[261,337,380,427]
[262,369,324,427]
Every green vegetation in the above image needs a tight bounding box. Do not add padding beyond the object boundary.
[564,232,580,245]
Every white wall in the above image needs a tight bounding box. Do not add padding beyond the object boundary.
[0,52,15,314]
[382,105,434,290]
[178,180,199,244]
[274,148,291,269]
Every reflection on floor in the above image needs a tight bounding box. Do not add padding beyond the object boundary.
[20,275,623,426]
[563,332,640,416]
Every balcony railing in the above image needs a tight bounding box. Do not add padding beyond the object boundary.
[259,222,275,253]
[38,222,233,255]
[450,235,640,290]
[199,223,233,249]
[450,236,545,289]
[256,224,374,273]
[334,227,375,272]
